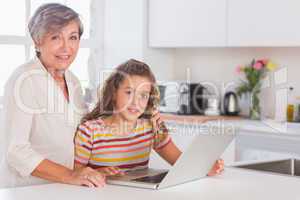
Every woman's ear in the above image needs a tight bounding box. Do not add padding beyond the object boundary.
[34,41,41,57]
[34,39,41,48]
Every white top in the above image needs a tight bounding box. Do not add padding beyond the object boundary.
[0,58,87,188]
[0,168,299,200]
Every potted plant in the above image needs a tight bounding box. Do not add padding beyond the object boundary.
[236,59,276,120]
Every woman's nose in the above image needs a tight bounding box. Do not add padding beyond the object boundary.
[60,38,70,50]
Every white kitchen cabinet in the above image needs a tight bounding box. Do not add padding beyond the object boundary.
[148,0,227,47]
[150,0,300,47]
[228,0,300,47]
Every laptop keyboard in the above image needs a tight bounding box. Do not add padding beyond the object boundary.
[132,172,168,184]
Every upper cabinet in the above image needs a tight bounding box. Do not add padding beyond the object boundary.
[148,0,227,47]
[149,0,300,47]
[227,0,300,47]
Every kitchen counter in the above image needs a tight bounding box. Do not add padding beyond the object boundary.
[162,113,300,137]
[205,119,300,138]
[235,119,300,136]
[1,168,299,200]
[161,113,243,124]
[160,116,300,163]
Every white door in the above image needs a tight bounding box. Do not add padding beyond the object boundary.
[148,0,227,47]
[228,0,300,47]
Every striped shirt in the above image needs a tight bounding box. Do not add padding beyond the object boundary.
[74,117,171,171]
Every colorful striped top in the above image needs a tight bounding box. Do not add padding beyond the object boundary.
[74,117,171,171]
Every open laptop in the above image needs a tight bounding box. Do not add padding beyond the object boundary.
[106,132,235,189]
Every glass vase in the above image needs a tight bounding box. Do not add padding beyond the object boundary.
[250,91,261,120]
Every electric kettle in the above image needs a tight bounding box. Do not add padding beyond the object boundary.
[223,91,240,116]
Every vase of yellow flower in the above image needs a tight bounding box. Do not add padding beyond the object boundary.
[236,59,276,120]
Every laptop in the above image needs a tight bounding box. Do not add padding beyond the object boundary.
[106,132,235,190]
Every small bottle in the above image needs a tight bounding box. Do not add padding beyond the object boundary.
[287,104,294,122]
[295,104,300,122]
[286,87,295,122]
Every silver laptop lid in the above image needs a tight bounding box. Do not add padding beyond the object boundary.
[158,131,235,189]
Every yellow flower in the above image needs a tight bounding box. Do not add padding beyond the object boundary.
[266,61,277,71]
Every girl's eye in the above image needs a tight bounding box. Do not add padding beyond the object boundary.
[141,93,149,99]
[70,35,78,40]
[125,90,132,95]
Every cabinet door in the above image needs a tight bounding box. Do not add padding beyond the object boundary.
[148,0,227,47]
[228,0,300,46]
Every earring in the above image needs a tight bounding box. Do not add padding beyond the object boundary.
[35,47,41,57]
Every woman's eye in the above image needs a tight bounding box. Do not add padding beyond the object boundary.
[70,35,78,40]
[51,35,60,40]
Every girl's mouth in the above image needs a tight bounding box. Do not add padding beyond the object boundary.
[127,107,140,114]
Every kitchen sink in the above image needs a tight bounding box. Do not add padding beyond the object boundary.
[233,158,300,177]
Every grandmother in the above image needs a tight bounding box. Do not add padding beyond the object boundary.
[0,3,105,188]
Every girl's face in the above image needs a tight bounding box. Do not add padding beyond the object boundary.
[114,75,152,122]
[36,20,80,71]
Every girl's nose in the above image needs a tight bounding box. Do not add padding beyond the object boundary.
[132,92,143,106]
[132,95,139,105]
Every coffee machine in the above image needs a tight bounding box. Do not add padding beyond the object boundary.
[178,83,207,115]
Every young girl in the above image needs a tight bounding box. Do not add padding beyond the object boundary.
[74,59,223,185]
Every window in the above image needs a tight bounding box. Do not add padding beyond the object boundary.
[0,45,25,95]
[0,0,92,97]
[0,1,25,36]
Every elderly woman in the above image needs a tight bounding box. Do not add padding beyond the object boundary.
[0,3,105,188]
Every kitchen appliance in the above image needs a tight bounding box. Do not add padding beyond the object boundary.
[204,97,221,116]
[158,82,180,113]
[223,91,239,116]
[158,82,207,115]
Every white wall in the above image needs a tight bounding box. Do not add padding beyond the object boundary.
[88,0,105,89]
[173,48,300,88]
[172,48,300,118]
[101,1,300,120]
[102,0,175,81]
[103,0,144,67]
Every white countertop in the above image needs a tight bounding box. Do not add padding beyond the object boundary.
[196,118,300,138]
[232,119,300,135]
[1,168,299,200]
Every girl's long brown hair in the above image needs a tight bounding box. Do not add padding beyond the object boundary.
[81,59,159,123]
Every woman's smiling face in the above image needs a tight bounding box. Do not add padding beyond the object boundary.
[114,75,152,122]
[36,20,80,71]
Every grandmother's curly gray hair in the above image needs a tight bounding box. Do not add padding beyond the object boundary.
[28,3,84,57]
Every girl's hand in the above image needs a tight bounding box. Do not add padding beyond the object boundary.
[207,159,224,176]
[97,167,125,177]
[63,167,106,187]
[151,109,163,132]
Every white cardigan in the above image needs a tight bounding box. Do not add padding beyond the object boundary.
[0,58,87,188]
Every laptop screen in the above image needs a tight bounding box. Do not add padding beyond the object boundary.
[132,172,168,184]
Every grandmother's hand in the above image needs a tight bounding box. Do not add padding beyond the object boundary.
[63,167,106,187]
